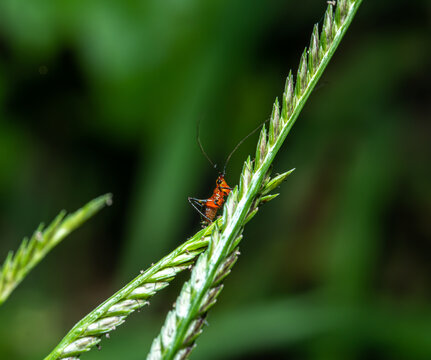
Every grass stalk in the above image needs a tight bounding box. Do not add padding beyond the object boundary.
[43,1,361,358]
[44,221,218,359]
[44,187,287,360]
[147,1,363,359]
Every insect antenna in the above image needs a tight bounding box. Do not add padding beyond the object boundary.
[222,120,268,175]
[197,120,217,170]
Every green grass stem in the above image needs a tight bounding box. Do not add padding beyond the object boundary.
[147,1,363,359]
[42,1,362,358]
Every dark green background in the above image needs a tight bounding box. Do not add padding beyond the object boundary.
[0,1,430,359]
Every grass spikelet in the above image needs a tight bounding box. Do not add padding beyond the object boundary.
[310,24,320,69]
[282,71,295,121]
[262,169,295,195]
[323,5,334,45]
[268,98,280,146]
[254,124,268,171]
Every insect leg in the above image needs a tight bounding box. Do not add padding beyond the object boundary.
[188,197,213,223]
[188,197,207,205]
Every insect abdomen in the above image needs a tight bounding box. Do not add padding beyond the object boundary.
[204,206,218,223]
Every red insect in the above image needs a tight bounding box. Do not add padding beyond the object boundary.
[188,122,261,225]
[188,173,232,225]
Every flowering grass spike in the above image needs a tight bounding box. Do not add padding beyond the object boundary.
[43,1,362,358]
[0,194,112,305]
[147,1,363,359]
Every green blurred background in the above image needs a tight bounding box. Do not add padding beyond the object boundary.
[0,0,430,359]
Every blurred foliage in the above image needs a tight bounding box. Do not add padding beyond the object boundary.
[0,0,430,359]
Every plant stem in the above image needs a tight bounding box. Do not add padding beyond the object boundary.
[147,1,363,359]
[44,221,220,360]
